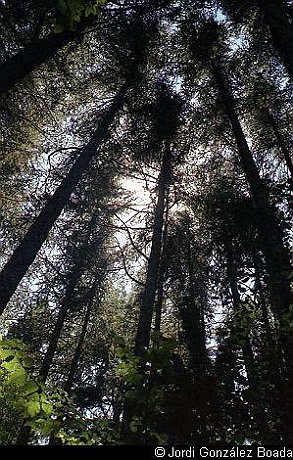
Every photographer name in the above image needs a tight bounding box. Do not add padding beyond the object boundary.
[167,447,293,458]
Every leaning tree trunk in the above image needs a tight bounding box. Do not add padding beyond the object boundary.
[17,201,106,444]
[212,64,293,442]
[212,62,292,325]
[0,0,112,96]
[257,0,293,80]
[265,107,293,176]
[16,265,82,445]
[63,284,97,394]
[0,28,81,95]
[134,143,172,356]
[40,269,82,381]
[0,79,131,315]
[225,245,282,443]
[48,283,97,446]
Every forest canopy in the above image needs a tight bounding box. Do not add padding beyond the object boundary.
[0,0,292,446]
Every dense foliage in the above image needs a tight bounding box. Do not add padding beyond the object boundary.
[0,0,292,446]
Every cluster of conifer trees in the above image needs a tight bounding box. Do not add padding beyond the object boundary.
[0,0,292,445]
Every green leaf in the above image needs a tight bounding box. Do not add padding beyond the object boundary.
[85,5,93,17]
[1,357,19,372]
[68,0,83,21]
[24,381,39,395]
[9,368,27,386]
[42,402,53,416]
[27,400,40,417]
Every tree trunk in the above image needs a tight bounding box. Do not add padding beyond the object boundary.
[0,29,80,95]
[257,0,293,80]
[225,249,282,442]
[134,144,172,355]
[225,245,255,384]
[40,269,81,381]
[252,251,274,347]
[0,80,130,315]
[16,266,81,445]
[154,199,169,334]
[47,285,96,446]
[184,238,207,371]
[153,263,164,335]
[212,62,292,324]
[265,107,293,176]
[63,286,96,394]
[123,142,172,443]
[16,425,32,446]
[213,64,293,442]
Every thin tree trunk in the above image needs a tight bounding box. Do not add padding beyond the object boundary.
[153,263,164,335]
[226,244,287,443]
[257,0,293,80]
[154,198,169,334]
[63,286,96,394]
[212,62,292,324]
[198,277,207,369]
[134,144,172,355]
[41,208,101,383]
[226,246,255,384]
[40,269,81,381]
[16,267,81,445]
[0,80,130,315]
[227,261,278,442]
[265,107,293,176]
[17,202,106,444]
[123,144,172,443]
[48,284,97,445]
[252,251,274,347]
[185,239,206,371]
[213,63,293,441]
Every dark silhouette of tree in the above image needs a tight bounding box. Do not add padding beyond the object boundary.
[0,0,292,446]
[0,12,153,315]
[133,82,184,355]
[180,15,292,370]
[0,0,112,95]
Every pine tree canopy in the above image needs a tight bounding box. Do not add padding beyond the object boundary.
[0,0,292,447]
